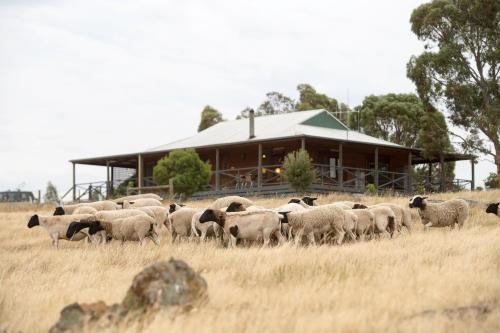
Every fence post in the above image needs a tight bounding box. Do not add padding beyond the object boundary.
[215,148,220,192]
[169,178,174,198]
[72,162,76,202]
[374,147,379,192]
[339,143,343,191]
[470,159,475,191]
[258,144,262,189]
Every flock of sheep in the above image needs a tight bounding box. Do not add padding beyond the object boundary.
[26,192,500,249]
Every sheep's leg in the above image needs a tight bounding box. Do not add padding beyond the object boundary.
[263,234,271,247]
[294,230,304,246]
[150,234,160,246]
[335,230,345,245]
[359,232,365,242]
[347,230,356,241]
[307,232,316,246]
[229,235,237,248]
[171,230,178,244]
[201,230,207,242]
[51,232,59,249]
[274,230,285,245]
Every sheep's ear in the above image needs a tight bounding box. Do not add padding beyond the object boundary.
[311,197,318,201]
[179,204,186,207]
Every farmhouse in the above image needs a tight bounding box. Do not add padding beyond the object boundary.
[68,110,475,200]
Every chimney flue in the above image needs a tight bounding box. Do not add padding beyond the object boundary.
[249,109,255,139]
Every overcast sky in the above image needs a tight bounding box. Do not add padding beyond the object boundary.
[0,0,495,197]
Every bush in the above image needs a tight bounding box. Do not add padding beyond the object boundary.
[365,183,377,195]
[44,181,59,203]
[484,172,499,189]
[283,149,316,194]
[153,149,211,197]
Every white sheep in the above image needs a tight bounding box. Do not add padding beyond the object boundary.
[168,203,185,214]
[199,209,284,247]
[72,206,98,215]
[409,195,469,229]
[122,198,163,208]
[82,215,160,246]
[279,205,351,245]
[53,200,119,215]
[168,207,202,243]
[91,209,152,244]
[485,203,500,218]
[353,203,412,234]
[274,203,307,239]
[27,213,95,248]
[136,206,169,229]
[113,193,162,204]
[209,196,255,209]
[191,203,246,242]
[287,198,313,209]
[348,209,375,241]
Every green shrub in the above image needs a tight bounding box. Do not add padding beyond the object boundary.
[153,149,211,197]
[484,172,499,189]
[44,181,59,203]
[283,149,316,194]
[365,183,377,195]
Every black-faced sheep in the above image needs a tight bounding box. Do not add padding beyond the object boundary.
[409,195,469,229]
[486,203,500,218]
[209,196,255,210]
[27,214,95,248]
[85,215,160,246]
[191,202,246,242]
[168,207,202,243]
[199,209,284,247]
[280,205,351,245]
[113,193,162,205]
[53,200,119,215]
[123,198,163,209]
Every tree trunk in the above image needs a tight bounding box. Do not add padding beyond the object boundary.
[495,144,500,189]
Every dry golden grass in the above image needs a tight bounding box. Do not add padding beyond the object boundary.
[1,191,500,332]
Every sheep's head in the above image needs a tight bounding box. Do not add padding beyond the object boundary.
[88,221,105,235]
[226,202,245,212]
[53,207,65,215]
[409,195,427,209]
[199,209,225,227]
[353,203,368,209]
[66,221,91,238]
[169,203,184,214]
[486,203,499,215]
[279,211,291,224]
[301,196,317,206]
[27,214,39,228]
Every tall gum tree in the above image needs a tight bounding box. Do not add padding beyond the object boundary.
[407,0,499,185]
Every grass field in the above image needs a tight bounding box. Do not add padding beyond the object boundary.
[1,191,500,332]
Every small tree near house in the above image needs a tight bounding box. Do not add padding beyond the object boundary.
[44,181,59,203]
[153,149,211,198]
[283,149,316,194]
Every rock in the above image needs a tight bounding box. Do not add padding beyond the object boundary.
[49,258,207,333]
[122,258,208,312]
